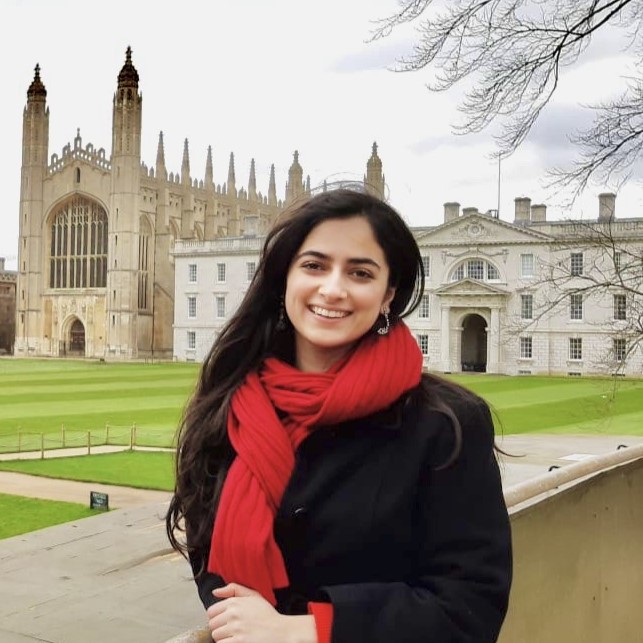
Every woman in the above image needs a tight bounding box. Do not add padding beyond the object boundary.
[166,189,512,642]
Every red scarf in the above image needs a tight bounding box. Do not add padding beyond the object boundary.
[207,322,423,604]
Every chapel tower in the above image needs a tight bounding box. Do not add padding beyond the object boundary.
[15,65,49,353]
[106,47,143,356]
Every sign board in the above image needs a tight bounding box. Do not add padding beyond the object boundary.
[90,491,109,511]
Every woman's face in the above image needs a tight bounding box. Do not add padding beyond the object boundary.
[285,216,395,372]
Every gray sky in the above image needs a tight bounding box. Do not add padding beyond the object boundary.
[3,0,642,270]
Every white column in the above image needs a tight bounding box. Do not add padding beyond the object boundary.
[488,308,500,373]
[440,306,450,372]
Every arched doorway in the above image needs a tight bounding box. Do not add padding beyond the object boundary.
[461,314,487,372]
[68,319,86,356]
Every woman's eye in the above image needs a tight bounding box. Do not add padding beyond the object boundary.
[302,261,323,271]
[353,269,373,279]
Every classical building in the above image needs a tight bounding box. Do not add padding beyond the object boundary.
[14,48,386,359]
[0,258,17,354]
[173,193,643,376]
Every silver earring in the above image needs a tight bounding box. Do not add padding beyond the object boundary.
[276,298,287,331]
[377,311,390,336]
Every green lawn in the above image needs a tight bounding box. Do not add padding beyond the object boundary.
[0,451,175,490]
[0,359,199,452]
[0,492,101,539]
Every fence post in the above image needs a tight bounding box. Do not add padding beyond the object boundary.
[105,423,109,445]
[87,431,91,456]
[61,424,65,448]
[18,431,21,453]
[40,433,44,460]
[133,423,137,449]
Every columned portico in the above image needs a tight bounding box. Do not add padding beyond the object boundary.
[435,279,509,374]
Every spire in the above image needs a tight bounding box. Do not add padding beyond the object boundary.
[305,175,311,195]
[227,152,236,197]
[156,131,167,179]
[286,150,304,204]
[248,158,257,200]
[117,46,139,89]
[205,145,213,189]
[365,141,385,199]
[268,163,277,206]
[27,64,47,102]
[181,138,191,185]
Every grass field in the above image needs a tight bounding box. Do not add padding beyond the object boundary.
[0,492,101,539]
[1,359,643,457]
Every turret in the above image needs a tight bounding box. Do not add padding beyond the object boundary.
[248,159,257,201]
[107,46,144,357]
[285,150,304,204]
[181,138,191,186]
[155,131,167,180]
[205,145,214,190]
[15,64,50,355]
[365,141,385,199]
[227,152,236,197]
[268,164,277,206]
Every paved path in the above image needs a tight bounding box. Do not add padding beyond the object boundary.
[0,433,642,643]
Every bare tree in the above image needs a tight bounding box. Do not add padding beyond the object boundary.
[506,216,643,373]
[371,0,643,196]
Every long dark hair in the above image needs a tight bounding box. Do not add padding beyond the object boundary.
[165,189,473,573]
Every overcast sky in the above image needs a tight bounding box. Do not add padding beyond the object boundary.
[2,0,642,270]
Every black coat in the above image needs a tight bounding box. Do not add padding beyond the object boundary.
[192,379,512,643]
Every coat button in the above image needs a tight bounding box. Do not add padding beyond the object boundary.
[293,506,308,519]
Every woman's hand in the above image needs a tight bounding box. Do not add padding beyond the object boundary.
[207,583,317,643]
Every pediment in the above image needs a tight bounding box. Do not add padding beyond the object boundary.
[434,278,509,297]
[415,213,552,246]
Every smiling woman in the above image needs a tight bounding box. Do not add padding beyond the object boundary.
[166,189,512,643]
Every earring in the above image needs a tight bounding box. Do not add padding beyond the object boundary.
[377,310,390,336]
[276,297,287,331]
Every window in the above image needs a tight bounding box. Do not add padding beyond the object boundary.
[570,252,584,276]
[187,331,196,350]
[520,294,533,320]
[188,263,197,283]
[520,336,533,359]
[570,294,583,320]
[486,263,500,280]
[467,259,484,280]
[418,294,430,318]
[520,254,535,278]
[188,296,197,319]
[138,217,151,311]
[613,294,626,320]
[421,255,430,278]
[216,295,226,318]
[216,262,226,283]
[49,196,108,289]
[246,261,256,282]
[614,252,621,272]
[417,334,429,355]
[450,259,501,283]
[569,338,583,361]
[613,338,626,362]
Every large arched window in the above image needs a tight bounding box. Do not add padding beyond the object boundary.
[450,258,501,283]
[49,197,108,289]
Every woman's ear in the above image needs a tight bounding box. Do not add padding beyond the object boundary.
[383,287,396,310]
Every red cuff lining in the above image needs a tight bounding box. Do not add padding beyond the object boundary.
[308,601,333,643]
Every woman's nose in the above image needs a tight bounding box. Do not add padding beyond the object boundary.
[319,271,346,299]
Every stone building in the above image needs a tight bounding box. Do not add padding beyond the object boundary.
[173,193,643,376]
[14,48,385,359]
[0,258,17,354]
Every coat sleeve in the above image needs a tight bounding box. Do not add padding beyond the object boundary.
[189,551,226,610]
[320,399,512,643]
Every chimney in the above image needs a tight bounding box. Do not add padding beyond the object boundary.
[514,197,531,224]
[462,207,479,217]
[598,192,616,222]
[531,203,547,222]
[0,257,5,272]
[443,202,460,223]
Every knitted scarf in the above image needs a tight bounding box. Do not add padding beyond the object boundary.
[207,322,423,604]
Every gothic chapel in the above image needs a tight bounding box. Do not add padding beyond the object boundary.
[15,48,385,359]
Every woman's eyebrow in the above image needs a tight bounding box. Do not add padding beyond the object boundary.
[295,249,381,269]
